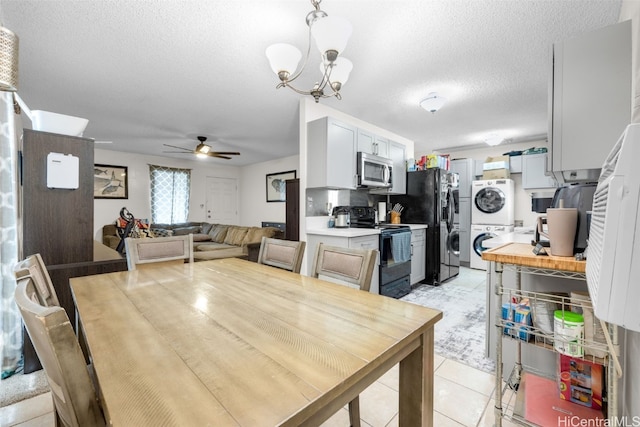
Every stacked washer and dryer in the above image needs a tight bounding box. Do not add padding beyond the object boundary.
[470,179,515,270]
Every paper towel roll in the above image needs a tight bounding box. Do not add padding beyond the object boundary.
[377,202,387,223]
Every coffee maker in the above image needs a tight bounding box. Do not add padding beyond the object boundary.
[549,183,596,253]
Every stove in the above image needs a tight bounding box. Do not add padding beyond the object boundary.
[348,206,412,298]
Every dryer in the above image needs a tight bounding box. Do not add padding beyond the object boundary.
[470,224,514,270]
[472,179,515,225]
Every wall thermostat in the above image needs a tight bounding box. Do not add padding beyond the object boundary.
[47,152,79,189]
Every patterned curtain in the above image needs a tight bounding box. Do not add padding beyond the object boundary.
[0,91,21,378]
[149,165,191,224]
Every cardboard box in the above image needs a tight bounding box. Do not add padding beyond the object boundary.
[482,155,510,179]
[558,354,604,410]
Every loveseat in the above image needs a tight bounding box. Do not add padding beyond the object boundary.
[102,222,283,261]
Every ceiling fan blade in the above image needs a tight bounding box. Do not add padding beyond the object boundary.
[210,151,240,156]
[209,154,232,160]
[163,144,192,152]
[163,151,193,154]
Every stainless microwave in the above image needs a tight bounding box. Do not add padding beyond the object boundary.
[357,152,392,188]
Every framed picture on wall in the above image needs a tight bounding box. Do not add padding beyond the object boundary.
[94,164,128,199]
[266,170,296,202]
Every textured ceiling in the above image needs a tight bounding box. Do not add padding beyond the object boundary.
[1,0,622,165]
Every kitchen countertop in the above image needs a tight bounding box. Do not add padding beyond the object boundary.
[483,229,535,249]
[306,223,427,237]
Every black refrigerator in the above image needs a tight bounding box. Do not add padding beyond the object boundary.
[392,168,459,285]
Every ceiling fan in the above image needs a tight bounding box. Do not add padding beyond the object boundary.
[163,136,241,159]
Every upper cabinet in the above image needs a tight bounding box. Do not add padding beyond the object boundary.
[550,20,631,183]
[450,158,474,198]
[357,129,389,158]
[307,117,357,189]
[522,153,557,189]
[389,141,406,194]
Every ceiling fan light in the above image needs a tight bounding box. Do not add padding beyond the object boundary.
[195,143,210,154]
[321,57,353,87]
[420,92,446,113]
[196,153,208,159]
[311,15,352,58]
[265,43,302,77]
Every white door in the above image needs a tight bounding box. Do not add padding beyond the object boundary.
[206,177,238,224]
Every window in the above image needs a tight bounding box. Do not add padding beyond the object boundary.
[149,165,191,224]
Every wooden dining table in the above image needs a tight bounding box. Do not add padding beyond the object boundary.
[70,258,442,426]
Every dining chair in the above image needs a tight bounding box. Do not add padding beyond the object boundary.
[124,234,194,271]
[14,253,59,307]
[310,243,378,292]
[311,243,378,426]
[257,237,306,273]
[14,276,105,427]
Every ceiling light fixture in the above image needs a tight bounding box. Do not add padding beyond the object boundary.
[265,0,353,103]
[419,92,446,113]
[484,134,504,146]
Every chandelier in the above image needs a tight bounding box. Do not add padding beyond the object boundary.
[265,0,353,103]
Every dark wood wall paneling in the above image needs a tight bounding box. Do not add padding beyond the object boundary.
[20,130,127,373]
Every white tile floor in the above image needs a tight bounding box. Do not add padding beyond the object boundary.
[0,356,513,427]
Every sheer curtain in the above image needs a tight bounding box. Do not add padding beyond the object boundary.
[0,91,21,378]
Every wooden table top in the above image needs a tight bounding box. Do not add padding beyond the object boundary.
[71,258,442,426]
[482,242,586,273]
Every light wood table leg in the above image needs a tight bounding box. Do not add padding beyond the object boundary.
[399,329,434,427]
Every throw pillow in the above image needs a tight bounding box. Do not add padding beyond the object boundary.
[201,223,215,235]
[223,227,249,246]
[173,226,201,236]
[151,228,173,237]
[242,227,277,247]
[192,233,212,242]
[208,225,229,243]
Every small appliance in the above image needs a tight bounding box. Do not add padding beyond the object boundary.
[349,206,376,228]
[332,206,350,228]
[587,123,640,332]
[357,152,392,188]
[550,183,596,253]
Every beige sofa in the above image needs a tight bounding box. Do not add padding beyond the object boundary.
[102,222,283,261]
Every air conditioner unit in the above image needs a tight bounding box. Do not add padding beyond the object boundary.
[586,123,640,332]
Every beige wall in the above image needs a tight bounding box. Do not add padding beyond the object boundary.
[238,155,299,227]
[93,148,240,241]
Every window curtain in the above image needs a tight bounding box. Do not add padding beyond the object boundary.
[149,165,191,224]
[0,91,21,378]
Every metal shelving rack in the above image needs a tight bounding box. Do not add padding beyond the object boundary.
[493,262,620,426]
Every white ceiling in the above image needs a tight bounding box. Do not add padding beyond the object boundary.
[1,0,622,166]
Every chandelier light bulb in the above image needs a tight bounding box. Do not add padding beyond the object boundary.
[265,43,302,79]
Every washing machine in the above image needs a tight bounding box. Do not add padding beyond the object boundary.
[470,224,514,270]
[471,179,515,225]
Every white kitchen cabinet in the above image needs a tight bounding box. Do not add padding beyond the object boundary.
[374,136,389,158]
[307,117,357,189]
[370,140,406,195]
[450,158,474,198]
[306,233,380,294]
[357,129,389,158]
[410,228,426,285]
[550,20,631,183]
[521,153,557,189]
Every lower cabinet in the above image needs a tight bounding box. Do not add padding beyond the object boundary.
[306,233,380,294]
[410,228,426,285]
